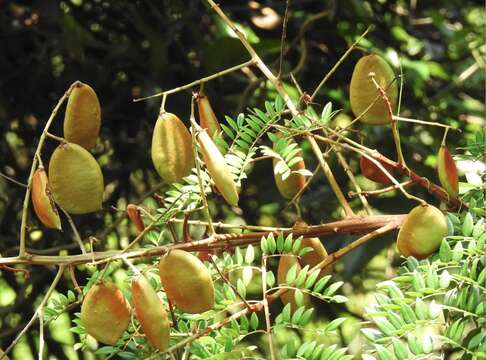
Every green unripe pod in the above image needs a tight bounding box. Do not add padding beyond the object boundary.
[350,54,397,125]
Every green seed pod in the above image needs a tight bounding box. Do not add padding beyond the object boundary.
[277,254,311,312]
[131,274,170,352]
[397,204,448,259]
[151,112,194,183]
[64,82,101,149]
[197,129,239,206]
[437,145,458,198]
[48,142,104,214]
[273,138,306,199]
[197,94,221,137]
[80,282,131,345]
[31,168,62,230]
[159,249,215,314]
[350,54,397,125]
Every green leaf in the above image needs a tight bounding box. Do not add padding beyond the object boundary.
[282,303,292,322]
[392,339,409,360]
[291,306,305,325]
[285,263,299,284]
[244,245,255,264]
[234,247,243,264]
[462,212,474,236]
[414,298,428,320]
[291,236,302,254]
[250,312,259,330]
[295,265,309,288]
[294,289,305,307]
[375,344,394,360]
[452,241,464,261]
[304,270,320,289]
[313,275,331,293]
[277,233,285,253]
[267,233,277,254]
[439,270,451,288]
[326,318,346,332]
[407,333,423,355]
[300,308,314,326]
[374,317,395,336]
[260,236,268,254]
[283,233,293,253]
[236,279,246,298]
[266,271,275,288]
[324,281,343,296]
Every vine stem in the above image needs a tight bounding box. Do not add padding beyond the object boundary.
[133,59,256,102]
[1,265,66,360]
[168,218,291,232]
[207,0,355,218]
[18,81,80,258]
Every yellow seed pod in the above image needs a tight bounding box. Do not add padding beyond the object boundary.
[437,145,459,198]
[197,129,239,206]
[159,249,215,314]
[31,168,62,230]
[397,204,448,259]
[48,142,104,214]
[197,94,221,137]
[350,54,397,125]
[277,254,311,313]
[292,219,331,277]
[64,82,101,149]
[131,274,170,352]
[80,282,131,345]
[151,112,194,183]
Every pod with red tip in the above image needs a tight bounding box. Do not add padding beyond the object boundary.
[197,94,221,137]
[151,112,194,183]
[396,204,448,259]
[64,82,101,149]
[131,274,170,352]
[80,282,131,345]
[126,204,145,232]
[350,54,398,125]
[437,145,458,198]
[31,168,62,230]
[159,249,215,313]
[359,155,394,184]
[197,129,239,206]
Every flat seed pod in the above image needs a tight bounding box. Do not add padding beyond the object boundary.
[151,112,194,183]
[273,140,306,199]
[397,204,448,259]
[292,220,331,277]
[48,142,104,214]
[80,282,131,345]
[31,168,62,230]
[64,82,101,149]
[437,145,459,197]
[359,155,394,184]
[159,249,215,313]
[197,129,239,206]
[131,274,170,352]
[350,54,398,125]
[197,94,221,137]
[126,204,145,232]
[277,254,311,312]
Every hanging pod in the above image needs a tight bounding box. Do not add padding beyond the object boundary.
[131,274,170,352]
[292,219,332,277]
[359,155,394,184]
[396,204,448,259]
[159,249,215,313]
[349,54,398,125]
[31,168,62,230]
[151,112,194,183]
[64,82,101,149]
[48,142,104,214]
[437,145,459,198]
[80,282,131,345]
[197,129,239,206]
[277,254,311,312]
[273,136,306,199]
[126,204,145,232]
[196,94,221,137]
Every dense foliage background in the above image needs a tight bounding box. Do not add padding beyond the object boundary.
[0,0,484,359]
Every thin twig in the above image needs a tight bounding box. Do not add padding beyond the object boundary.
[277,0,290,79]
[0,172,27,188]
[59,206,86,254]
[45,132,65,142]
[393,116,461,131]
[19,82,79,258]
[349,180,414,198]
[38,306,44,360]
[133,59,256,102]
[261,256,276,359]
[1,265,66,360]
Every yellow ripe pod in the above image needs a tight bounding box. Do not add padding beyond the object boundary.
[197,129,239,206]
[80,282,131,345]
[437,145,459,198]
[151,112,194,183]
[197,94,221,137]
[277,255,311,312]
[48,142,104,214]
[159,249,215,314]
[397,204,448,259]
[64,82,101,149]
[350,54,397,125]
[292,220,331,277]
[31,168,62,230]
[131,274,170,352]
